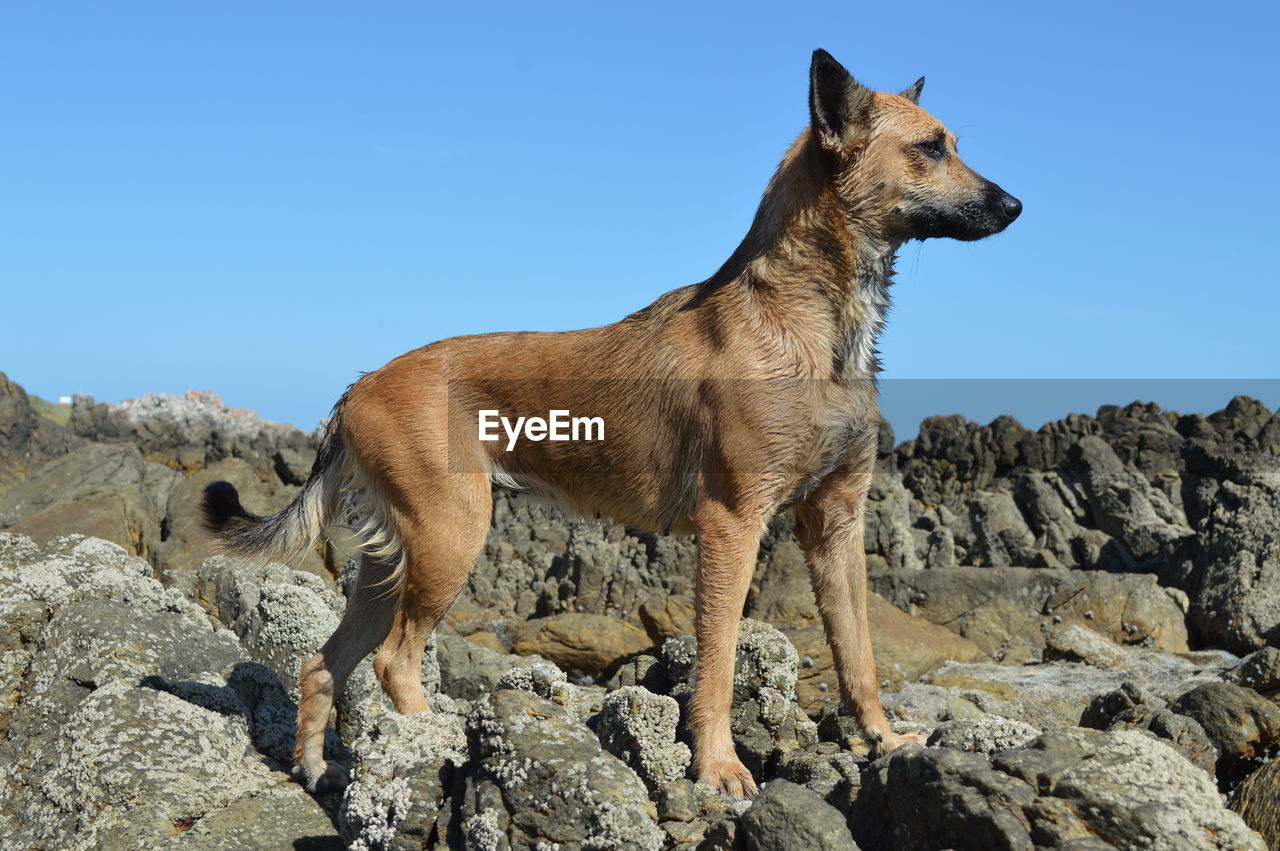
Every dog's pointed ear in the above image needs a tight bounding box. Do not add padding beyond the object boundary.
[809,49,873,148]
[900,76,925,105]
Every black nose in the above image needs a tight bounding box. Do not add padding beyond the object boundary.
[1000,194,1022,222]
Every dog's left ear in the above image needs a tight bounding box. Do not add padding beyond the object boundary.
[900,77,925,105]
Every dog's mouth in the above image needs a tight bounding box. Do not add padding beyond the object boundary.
[907,183,1022,242]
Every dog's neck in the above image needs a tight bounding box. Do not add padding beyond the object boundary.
[707,128,901,378]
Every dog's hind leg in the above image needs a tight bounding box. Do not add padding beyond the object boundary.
[688,502,764,799]
[294,553,400,792]
[372,473,492,716]
[794,465,922,755]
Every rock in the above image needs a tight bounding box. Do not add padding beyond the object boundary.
[436,633,556,701]
[1042,623,1129,669]
[926,716,1040,754]
[0,372,79,492]
[885,646,1236,731]
[1169,683,1280,787]
[495,660,576,707]
[1068,436,1193,560]
[0,443,162,557]
[339,698,468,849]
[1080,683,1217,774]
[0,533,341,849]
[69,389,317,482]
[596,686,691,789]
[772,742,866,815]
[155,782,341,850]
[853,729,1267,850]
[1229,759,1280,850]
[1231,647,1280,697]
[512,612,653,678]
[870,566,1189,664]
[739,779,857,851]
[967,489,1040,567]
[1181,443,1280,652]
[459,688,663,850]
[638,592,695,643]
[197,556,344,693]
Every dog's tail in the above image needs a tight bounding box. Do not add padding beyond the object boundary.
[201,398,349,567]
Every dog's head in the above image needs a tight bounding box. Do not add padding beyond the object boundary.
[808,49,1021,242]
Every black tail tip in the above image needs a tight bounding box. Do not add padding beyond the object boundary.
[201,480,250,534]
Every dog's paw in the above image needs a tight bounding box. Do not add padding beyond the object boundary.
[296,760,350,794]
[871,729,925,756]
[697,757,758,800]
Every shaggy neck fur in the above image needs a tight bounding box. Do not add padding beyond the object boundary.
[704,128,900,379]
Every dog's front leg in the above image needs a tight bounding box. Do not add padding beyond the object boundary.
[688,502,763,798]
[794,467,923,755]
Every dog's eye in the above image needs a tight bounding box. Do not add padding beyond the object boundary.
[915,139,944,159]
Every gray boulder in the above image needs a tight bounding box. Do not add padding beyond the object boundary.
[855,730,1266,850]
[739,779,857,851]
[458,688,663,850]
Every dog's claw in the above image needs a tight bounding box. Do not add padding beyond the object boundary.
[699,758,758,800]
[872,730,926,756]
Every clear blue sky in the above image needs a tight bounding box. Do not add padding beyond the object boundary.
[3,2,1277,438]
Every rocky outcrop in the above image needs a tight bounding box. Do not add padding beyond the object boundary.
[870,566,1189,663]
[0,372,80,492]
[853,730,1265,850]
[69,389,318,480]
[458,688,664,850]
[0,534,339,849]
[738,779,857,850]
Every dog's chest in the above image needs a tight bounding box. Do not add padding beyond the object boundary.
[835,253,894,380]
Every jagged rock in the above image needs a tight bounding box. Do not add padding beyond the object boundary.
[738,779,857,850]
[1067,436,1192,561]
[0,372,80,492]
[853,730,1266,850]
[596,686,691,789]
[339,697,468,849]
[926,716,1040,754]
[967,489,1041,567]
[512,612,652,678]
[1079,683,1217,774]
[458,688,663,850]
[870,566,1189,664]
[1230,759,1280,850]
[69,389,317,481]
[197,556,345,693]
[1169,683,1280,788]
[1181,443,1280,652]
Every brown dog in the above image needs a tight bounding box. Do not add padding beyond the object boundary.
[203,48,1020,798]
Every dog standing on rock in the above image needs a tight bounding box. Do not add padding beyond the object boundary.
[203,48,1021,798]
